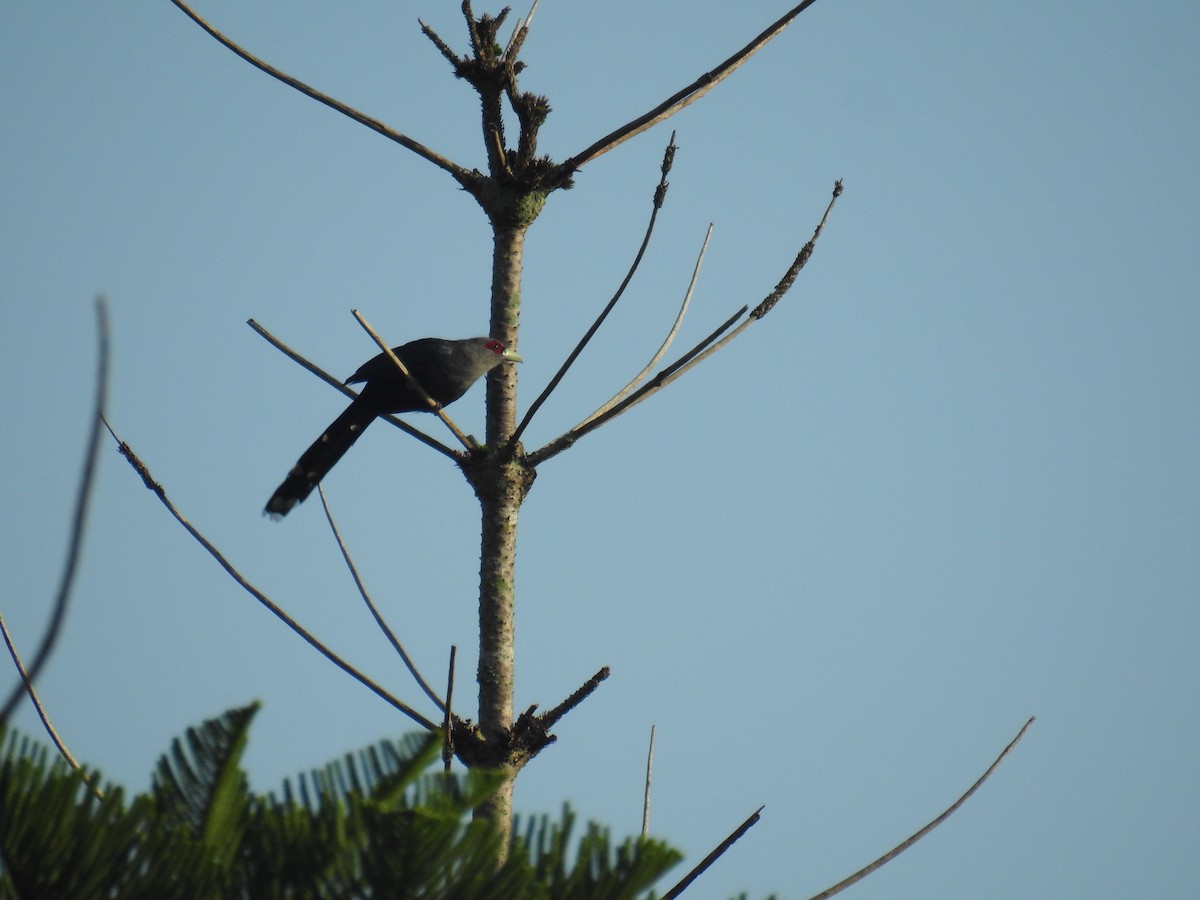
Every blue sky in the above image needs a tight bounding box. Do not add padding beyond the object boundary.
[2,2,1197,897]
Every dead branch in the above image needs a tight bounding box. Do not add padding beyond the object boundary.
[640,178,842,374]
[443,645,457,773]
[502,0,541,61]
[0,297,108,723]
[0,615,104,801]
[317,486,444,711]
[525,304,747,466]
[247,319,458,460]
[578,223,711,430]
[809,717,1037,899]
[351,310,477,450]
[524,179,841,466]
[642,724,656,837]
[513,133,679,443]
[662,806,764,899]
[539,666,610,732]
[103,418,438,732]
[168,0,470,182]
[564,0,824,170]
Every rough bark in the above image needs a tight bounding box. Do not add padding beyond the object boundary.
[473,220,528,837]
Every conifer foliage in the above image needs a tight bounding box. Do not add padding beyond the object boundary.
[0,704,681,898]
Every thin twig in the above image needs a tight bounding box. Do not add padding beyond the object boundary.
[443,645,457,774]
[565,0,824,169]
[662,806,764,899]
[168,0,469,181]
[633,179,841,383]
[317,485,444,711]
[351,310,477,451]
[624,180,841,395]
[750,179,843,321]
[809,717,1037,900]
[247,319,458,460]
[526,304,748,466]
[577,223,711,430]
[0,615,104,801]
[512,134,679,443]
[1,297,109,723]
[103,419,438,732]
[642,724,656,837]
[526,179,841,466]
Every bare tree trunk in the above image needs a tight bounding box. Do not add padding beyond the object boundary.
[473,220,529,840]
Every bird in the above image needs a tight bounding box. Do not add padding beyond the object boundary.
[265,336,523,518]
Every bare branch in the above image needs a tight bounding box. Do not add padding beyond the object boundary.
[168,0,471,182]
[526,179,841,465]
[751,179,843,320]
[503,0,541,61]
[525,304,747,466]
[350,310,478,450]
[419,19,463,70]
[809,717,1037,900]
[539,666,610,732]
[0,615,104,801]
[1,297,108,723]
[642,724,656,837]
[564,0,823,170]
[577,223,711,430]
[461,0,485,61]
[639,178,842,386]
[247,319,458,460]
[512,134,679,443]
[317,486,444,712]
[442,644,457,773]
[622,178,842,393]
[662,806,764,899]
[103,419,438,732]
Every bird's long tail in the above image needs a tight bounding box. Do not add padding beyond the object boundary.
[265,398,377,518]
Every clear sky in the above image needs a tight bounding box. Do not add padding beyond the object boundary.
[2,2,1197,897]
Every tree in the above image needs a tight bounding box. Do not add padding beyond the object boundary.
[0,704,682,897]
[156,0,839,847]
[1,2,1032,896]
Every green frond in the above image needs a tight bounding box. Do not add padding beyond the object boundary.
[2,709,687,899]
[515,804,684,900]
[152,701,258,872]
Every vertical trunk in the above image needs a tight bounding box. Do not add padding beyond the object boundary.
[474,221,526,840]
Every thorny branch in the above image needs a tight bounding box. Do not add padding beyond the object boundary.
[450,666,610,770]
[539,666,609,732]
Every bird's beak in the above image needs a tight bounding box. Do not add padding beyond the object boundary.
[502,348,524,364]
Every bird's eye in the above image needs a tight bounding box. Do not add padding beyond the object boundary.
[485,339,505,355]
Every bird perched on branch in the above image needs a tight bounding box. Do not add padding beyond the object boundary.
[265,336,522,518]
